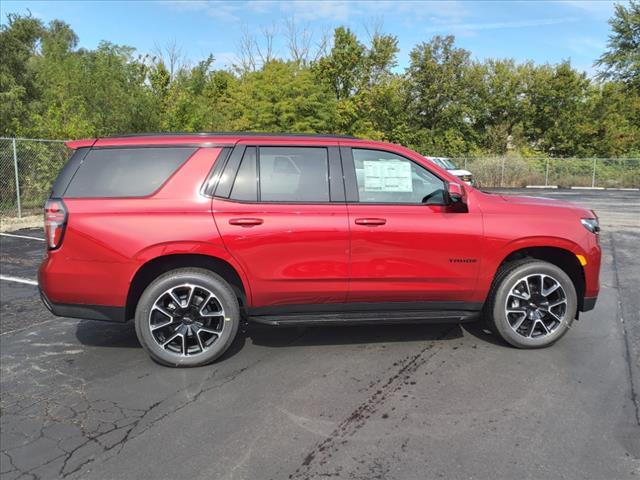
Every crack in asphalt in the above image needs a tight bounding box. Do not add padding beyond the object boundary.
[1,360,252,480]
[1,327,313,480]
[610,233,640,426]
[1,365,251,480]
[288,326,457,480]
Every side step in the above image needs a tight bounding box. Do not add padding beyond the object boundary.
[248,310,479,327]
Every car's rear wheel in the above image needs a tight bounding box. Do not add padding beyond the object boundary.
[135,268,239,367]
[485,259,577,348]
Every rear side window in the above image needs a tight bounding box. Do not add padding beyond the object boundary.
[259,147,329,202]
[64,147,196,198]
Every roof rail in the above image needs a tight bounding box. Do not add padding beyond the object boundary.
[103,132,358,139]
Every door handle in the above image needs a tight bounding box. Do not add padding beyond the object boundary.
[229,218,264,227]
[354,218,386,226]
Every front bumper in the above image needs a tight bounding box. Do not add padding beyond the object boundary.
[39,288,126,322]
[582,296,598,312]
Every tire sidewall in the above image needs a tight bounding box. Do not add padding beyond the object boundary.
[135,269,239,367]
[492,262,577,349]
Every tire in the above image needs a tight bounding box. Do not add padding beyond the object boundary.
[134,268,240,367]
[484,259,577,349]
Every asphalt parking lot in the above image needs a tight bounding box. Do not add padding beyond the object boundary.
[1,189,639,480]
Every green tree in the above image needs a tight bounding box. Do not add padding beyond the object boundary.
[524,62,592,156]
[474,60,535,153]
[314,27,400,137]
[315,27,367,101]
[1,11,639,159]
[587,82,640,156]
[404,36,482,155]
[223,60,336,133]
[595,0,640,91]
[0,13,44,136]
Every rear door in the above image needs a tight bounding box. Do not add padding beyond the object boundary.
[212,143,349,310]
[342,146,483,306]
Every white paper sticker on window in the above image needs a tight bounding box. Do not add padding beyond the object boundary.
[363,160,412,192]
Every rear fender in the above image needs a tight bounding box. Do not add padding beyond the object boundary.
[131,241,253,304]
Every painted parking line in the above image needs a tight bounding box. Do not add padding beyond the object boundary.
[0,232,45,241]
[0,275,38,286]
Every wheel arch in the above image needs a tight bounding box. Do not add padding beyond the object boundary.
[497,246,585,311]
[126,253,249,321]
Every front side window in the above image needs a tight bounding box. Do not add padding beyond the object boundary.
[352,149,446,204]
[259,147,330,202]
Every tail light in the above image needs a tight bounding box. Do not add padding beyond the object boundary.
[44,198,67,250]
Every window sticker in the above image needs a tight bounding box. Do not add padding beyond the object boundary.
[363,160,413,192]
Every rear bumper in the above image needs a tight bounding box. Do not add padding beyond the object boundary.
[39,288,126,322]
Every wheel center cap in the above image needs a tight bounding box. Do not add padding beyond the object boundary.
[531,293,545,304]
[183,316,194,325]
[529,309,542,320]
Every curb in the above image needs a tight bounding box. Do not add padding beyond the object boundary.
[518,186,639,191]
[569,187,640,191]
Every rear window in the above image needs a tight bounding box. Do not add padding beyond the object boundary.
[63,147,196,198]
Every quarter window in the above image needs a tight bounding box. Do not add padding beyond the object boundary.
[64,147,195,198]
[259,147,330,202]
[352,149,446,204]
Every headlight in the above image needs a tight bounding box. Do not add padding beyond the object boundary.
[581,218,600,234]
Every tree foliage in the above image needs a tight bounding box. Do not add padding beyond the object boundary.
[1,11,639,157]
[596,0,640,91]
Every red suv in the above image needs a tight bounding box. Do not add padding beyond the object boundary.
[38,133,601,367]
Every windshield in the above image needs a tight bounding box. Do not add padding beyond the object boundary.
[425,156,458,170]
[440,158,458,169]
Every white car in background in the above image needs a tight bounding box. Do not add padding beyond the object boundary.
[426,157,475,186]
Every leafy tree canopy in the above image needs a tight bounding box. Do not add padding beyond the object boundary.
[1,11,638,157]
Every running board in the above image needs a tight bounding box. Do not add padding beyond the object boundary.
[248,310,479,327]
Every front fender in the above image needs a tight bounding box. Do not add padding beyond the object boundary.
[476,235,586,299]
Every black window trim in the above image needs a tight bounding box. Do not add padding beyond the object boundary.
[215,144,346,204]
[62,146,199,199]
[230,146,258,202]
[50,147,91,198]
[201,147,233,197]
[213,145,247,198]
[340,146,450,206]
[256,146,262,201]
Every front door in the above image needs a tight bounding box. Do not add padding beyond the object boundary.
[342,147,482,305]
[213,144,349,309]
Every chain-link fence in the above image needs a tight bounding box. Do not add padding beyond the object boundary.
[0,138,70,218]
[1,138,638,219]
[455,156,640,189]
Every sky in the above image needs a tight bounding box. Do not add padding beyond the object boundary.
[1,0,625,75]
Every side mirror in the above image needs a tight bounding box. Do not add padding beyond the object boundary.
[447,182,465,204]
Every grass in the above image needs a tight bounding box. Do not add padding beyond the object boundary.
[0,215,42,233]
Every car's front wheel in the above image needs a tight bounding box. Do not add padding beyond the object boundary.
[134,268,240,367]
[485,259,577,348]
